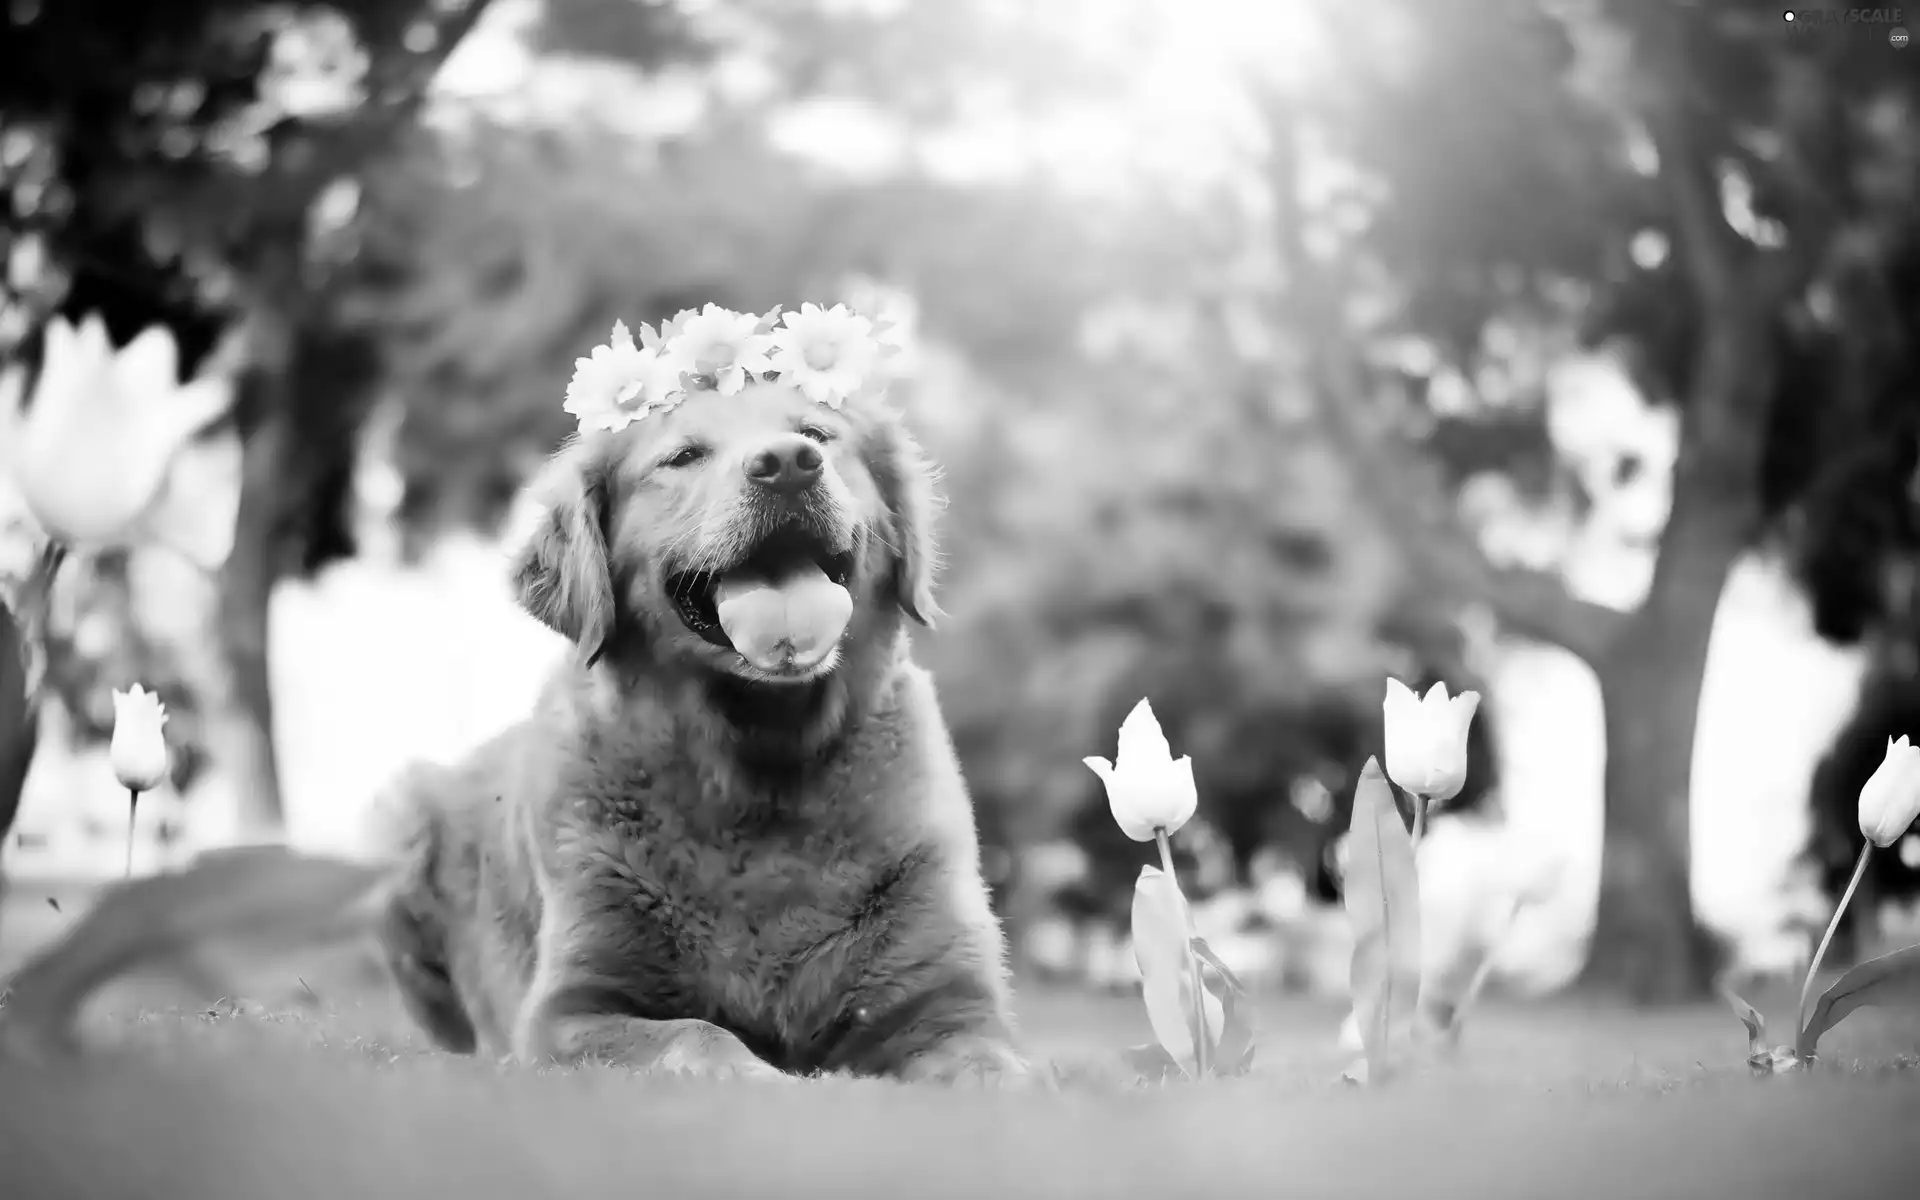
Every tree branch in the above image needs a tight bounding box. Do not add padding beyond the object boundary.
[1646,107,1741,310]
[1256,88,1625,666]
[1307,363,1626,665]
[1634,7,1745,311]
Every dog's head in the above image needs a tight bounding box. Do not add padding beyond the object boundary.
[509,378,941,687]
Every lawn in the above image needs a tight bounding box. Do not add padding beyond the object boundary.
[1,889,1918,1199]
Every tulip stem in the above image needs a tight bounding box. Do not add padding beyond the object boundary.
[9,541,67,689]
[1409,791,1430,850]
[124,788,140,880]
[1456,893,1528,1025]
[1155,826,1210,1080]
[1798,842,1872,1044]
[27,542,68,608]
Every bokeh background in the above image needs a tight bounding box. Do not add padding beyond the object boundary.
[1,0,1917,1010]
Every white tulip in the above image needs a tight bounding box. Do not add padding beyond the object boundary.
[1084,697,1198,842]
[110,683,170,793]
[1382,677,1481,801]
[1859,735,1920,848]
[0,314,233,560]
[1800,732,1920,1037]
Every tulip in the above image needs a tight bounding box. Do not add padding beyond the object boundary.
[110,683,170,878]
[1382,677,1481,847]
[1798,734,1920,1038]
[1,313,233,561]
[1859,735,1920,848]
[1088,699,1211,1075]
[1083,697,1197,842]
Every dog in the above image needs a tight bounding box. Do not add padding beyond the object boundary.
[370,377,1024,1083]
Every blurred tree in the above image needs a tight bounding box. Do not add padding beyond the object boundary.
[322,0,1459,920]
[1244,1,1919,999]
[1807,637,1920,957]
[0,0,580,839]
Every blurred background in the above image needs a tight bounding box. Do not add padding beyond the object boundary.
[0,0,1915,1010]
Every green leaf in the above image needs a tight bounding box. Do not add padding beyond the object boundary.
[1721,988,1768,1061]
[1129,866,1220,1079]
[1,543,66,700]
[1797,942,1920,1058]
[1720,988,1802,1075]
[1341,757,1422,1083]
[1123,1041,1181,1084]
[0,846,387,1059]
[1192,934,1257,1075]
[1421,886,1547,1050]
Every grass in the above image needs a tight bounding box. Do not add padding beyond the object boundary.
[2,893,1919,1198]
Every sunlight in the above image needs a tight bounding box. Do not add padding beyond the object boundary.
[1124,0,1334,100]
[982,0,1337,197]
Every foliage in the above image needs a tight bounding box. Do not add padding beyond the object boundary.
[1317,0,1919,574]
[21,0,1916,950]
[316,0,1507,912]
[1728,941,1920,1075]
[1808,653,1920,934]
[1341,759,1421,1083]
[0,0,532,798]
[1256,0,1920,994]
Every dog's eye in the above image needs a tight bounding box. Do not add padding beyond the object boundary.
[662,445,707,468]
[798,425,833,444]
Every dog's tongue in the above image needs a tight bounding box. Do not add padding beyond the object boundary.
[714,560,853,672]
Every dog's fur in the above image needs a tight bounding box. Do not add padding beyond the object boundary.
[373,380,1022,1082]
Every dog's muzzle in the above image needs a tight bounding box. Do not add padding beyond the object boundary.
[667,523,857,676]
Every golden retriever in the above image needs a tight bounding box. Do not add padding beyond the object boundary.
[372,378,1023,1082]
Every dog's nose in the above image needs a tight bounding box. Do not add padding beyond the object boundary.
[744,436,824,494]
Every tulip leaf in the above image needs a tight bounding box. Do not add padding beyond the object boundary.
[1192,935,1257,1075]
[1721,988,1768,1060]
[1123,1041,1182,1084]
[1797,942,1920,1058]
[1420,891,1534,1050]
[1342,757,1422,1083]
[2,544,65,700]
[1751,1045,1810,1077]
[1129,866,1220,1079]
[0,846,386,1058]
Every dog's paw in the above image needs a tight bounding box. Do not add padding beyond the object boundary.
[653,1022,792,1084]
[720,1055,799,1085]
[903,1039,1031,1088]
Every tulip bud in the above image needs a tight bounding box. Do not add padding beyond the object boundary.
[110,683,170,793]
[1084,697,1197,841]
[1382,677,1481,801]
[1859,735,1920,848]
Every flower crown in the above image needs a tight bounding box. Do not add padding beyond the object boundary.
[563,301,900,434]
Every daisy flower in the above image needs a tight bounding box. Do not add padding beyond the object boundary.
[563,321,686,432]
[672,304,776,396]
[768,303,884,408]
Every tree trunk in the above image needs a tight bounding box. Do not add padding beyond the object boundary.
[210,385,291,843]
[1576,262,1773,1000]
[1579,497,1750,1001]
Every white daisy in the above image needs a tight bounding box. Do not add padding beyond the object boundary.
[563,321,687,432]
[768,303,883,408]
[672,304,776,396]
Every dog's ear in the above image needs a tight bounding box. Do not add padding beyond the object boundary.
[509,440,616,663]
[866,418,945,627]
